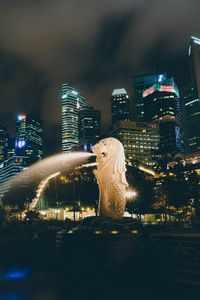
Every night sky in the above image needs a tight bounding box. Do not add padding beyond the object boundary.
[0,0,199,154]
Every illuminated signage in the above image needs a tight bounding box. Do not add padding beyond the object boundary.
[159,85,175,93]
[143,84,177,98]
[143,87,155,97]
[157,74,166,82]
[17,140,26,148]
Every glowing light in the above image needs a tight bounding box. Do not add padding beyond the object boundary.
[94,230,102,235]
[110,230,118,234]
[29,171,60,211]
[192,36,200,46]
[185,99,199,106]
[157,74,165,82]
[125,189,137,200]
[130,230,138,234]
[72,90,78,95]
[159,85,176,93]
[143,83,178,98]
[17,140,26,148]
[40,210,47,216]
[61,94,67,99]
[3,268,31,281]
[112,88,127,96]
[68,230,74,234]
[17,115,26,121]
[143,87,155,97]
[77,100,80,109]
[138,165,156,176]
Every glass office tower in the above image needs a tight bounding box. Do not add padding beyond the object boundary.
[61,84,90,152]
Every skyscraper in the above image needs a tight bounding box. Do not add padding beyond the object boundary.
[133,73,167,121]
[180,85,200,154]
[15,114,43,163]
[143,77,184,154]
[0,155,29,197]
[0,124,8,164]
[189,36,200,99]
[78,107,101,152]
[180,36,200,154]
[111,88,132,125]
[61,84,90,152]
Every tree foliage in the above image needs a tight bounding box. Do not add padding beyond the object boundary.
[2,184,36,211]
[126,166,155,215]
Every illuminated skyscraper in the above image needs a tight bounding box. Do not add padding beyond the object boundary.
[133,73,167,121]
[0,155,29,197]
[180,36,200,154]
[0,124,8,163]
[78,108,101,152]
[180,85,200,154]
[111,89,132,125]
[61,84,90,152]
[143,78,184,154]
[189,36,200,99]
[15,114,43,163]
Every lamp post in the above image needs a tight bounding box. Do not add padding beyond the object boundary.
[125,189,138,218]
[125,189,138,201]
[73,178,78,221]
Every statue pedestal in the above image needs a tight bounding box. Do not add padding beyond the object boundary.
[63,216,145,270]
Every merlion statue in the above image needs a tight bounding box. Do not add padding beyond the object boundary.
[93,137,128,219]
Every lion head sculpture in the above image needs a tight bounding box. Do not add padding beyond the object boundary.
[93,137,128,219]
[93,137,128,186]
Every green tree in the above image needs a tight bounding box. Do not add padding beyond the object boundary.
[2,185,36,211]
[126,166,155,218]
[188,171,200,216]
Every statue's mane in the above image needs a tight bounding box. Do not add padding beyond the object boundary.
[96,138,128,186]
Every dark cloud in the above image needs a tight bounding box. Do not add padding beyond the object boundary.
[0,0,199,153]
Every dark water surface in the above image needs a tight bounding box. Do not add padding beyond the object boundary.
[1,221,200,300]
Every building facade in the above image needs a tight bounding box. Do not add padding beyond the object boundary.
[78,108,101,152]
[133,73,167,121]
[180,85,200,154]
[189,36,200,99]
[179,36,200,154]
[0,155,29,197]
[110,121,159,165]
[61,84,90,152]
[0,124,8,164]
[15,114,43,163]
[111,88,132,125]
[143,77,184,155]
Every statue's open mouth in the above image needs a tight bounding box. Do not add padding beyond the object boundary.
[100,152,107,157]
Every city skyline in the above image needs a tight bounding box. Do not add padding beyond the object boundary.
[0,1,199,154]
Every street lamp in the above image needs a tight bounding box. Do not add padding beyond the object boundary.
[125,189,138,218]
[73,177,79,221]
[125,189,138,201]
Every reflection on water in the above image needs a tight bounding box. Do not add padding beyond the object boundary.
[0,266,61,300]
[2,268,31,281]
[1,292,25,300]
